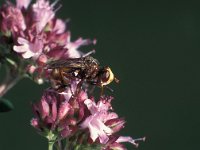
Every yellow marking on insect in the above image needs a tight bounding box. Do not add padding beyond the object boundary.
[101,67,114,86]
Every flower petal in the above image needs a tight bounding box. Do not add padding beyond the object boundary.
[58,101,71,121]
[16,0,31,9]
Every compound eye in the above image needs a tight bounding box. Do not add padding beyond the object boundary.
[101,70,110,82]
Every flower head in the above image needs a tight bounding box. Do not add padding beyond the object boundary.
[31,82,89,139]
[0,2,26,35]
[0,0,96,86]
[31,86,144,149]
[31,89,71,137]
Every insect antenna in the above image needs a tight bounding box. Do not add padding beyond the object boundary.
[114,77,120,83]
[105,86,114,92]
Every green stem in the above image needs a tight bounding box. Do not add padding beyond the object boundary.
[48,141,54,150]
[0,53,26,98]
[0,63,23,98]
[0,74,20,97]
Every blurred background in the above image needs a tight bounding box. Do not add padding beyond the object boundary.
[0,0,200,149]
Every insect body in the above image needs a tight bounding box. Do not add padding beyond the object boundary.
[47,56,118,92]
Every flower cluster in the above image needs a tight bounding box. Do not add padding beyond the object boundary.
[0,0,95,84]
[31,82,145,150]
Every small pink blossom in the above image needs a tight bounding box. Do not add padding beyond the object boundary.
[52,19,66,34]
[116,136,139,147]
[0,3,26,34]
[30,118,39,129]
[31,88,83,138]
[32,90,59,129]
[104,136,146,150]
[13,37,43,59]
[116,136,146,147]
[16,0,31,9]
[27,65,37,74]
[37,54,48,65]
[80,98,115,144]
[32,0,55,32]
[59,81,79,101]
[65,37,96,58]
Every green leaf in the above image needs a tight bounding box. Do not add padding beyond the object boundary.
[0,98,14,112]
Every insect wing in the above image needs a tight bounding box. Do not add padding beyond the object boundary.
[47,58,84,69]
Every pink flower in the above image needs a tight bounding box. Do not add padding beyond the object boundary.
[30,118,40,129]
[46,33,95,60]
[37,54,48,65]
[52,19,66,34]
[104,136,146,150]
[117,136,145,147]
[80,98,117,144]
[65,37,96,58]
[27,65,37,74]
[16,0,31,9]
[0,3,26,34]
[31,0,56,33]
[31,86,88,138]
[58,81,79,101]
[31,90,71,131]
[13,37,44,59]
[0,0,95,63]
[31,86,144,148]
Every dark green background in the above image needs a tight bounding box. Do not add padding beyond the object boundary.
[0,0,200,149]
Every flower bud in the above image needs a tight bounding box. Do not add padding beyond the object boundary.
[39,97,50,119]
[58,101,71,121]
[30,118,39,129]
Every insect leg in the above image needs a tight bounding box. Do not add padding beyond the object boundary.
[76,80,84,95]
[100,86,104,96]
[60,71,71,86]
[69,84,75,97]
[88,85,95,94]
